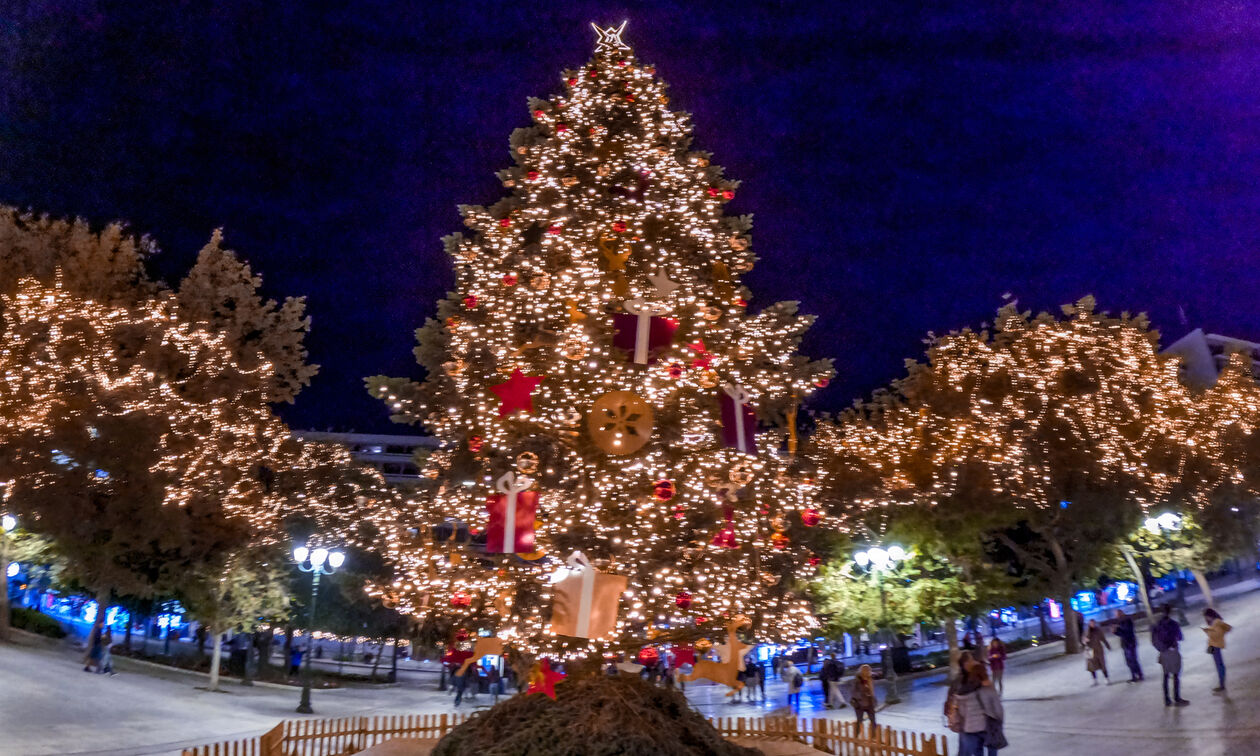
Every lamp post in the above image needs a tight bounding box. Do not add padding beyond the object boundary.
[854,544,906,704]
[293,544,345,714]
[0,514,15,642]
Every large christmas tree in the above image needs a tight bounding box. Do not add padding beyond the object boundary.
[369,24,832,654]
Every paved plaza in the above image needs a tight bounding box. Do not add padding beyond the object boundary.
[3,588,1259,756]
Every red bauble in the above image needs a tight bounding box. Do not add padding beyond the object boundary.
[813,376,830,388]
[468,435,484,453]
[637,647,660,665]
[588,70,598,78]
[612,220,627,232]
[654,479,675,502]
[463,295,478,309]
[455,628,470,642]
[533,109,545,119]
[673,505,685,520]
[556,123,568,132]
[499,217,512,228]
[547,225,562,235]
[801,508,821,527]
[527,170,539,181]
[567,77,578,86]
[625,94,635,102]
[707,187,720,197]
[675,590,692,609]
[808,555,822,567]
[736,298,748,308]
[667,362,684,379]
[770,532,790,550]
[451,591,472,608]
[722,190,735,200]
[502,273,518,286]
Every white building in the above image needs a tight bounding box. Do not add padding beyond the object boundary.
[1162,328,1260,388]
[293,430,436,487]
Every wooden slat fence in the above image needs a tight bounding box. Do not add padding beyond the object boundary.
[181,714,945,756]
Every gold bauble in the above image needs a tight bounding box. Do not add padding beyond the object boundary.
[562,337,587,360]
[530,273,551,291]
[695,638,713,654]
[588,390,654,455]
[701,306,722,322]
[597,163,612,177]
[729,460,755,486]
[516,451,540,474]
[697,370,719,389]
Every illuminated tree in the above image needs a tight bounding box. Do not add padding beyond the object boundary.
[368,25,832,653]
[0,277,285,607]
[815,299,1187,654]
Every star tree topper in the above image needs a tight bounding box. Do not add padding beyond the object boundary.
[591,20,629,53]
[490,369,544,417]
[527,659,567,699]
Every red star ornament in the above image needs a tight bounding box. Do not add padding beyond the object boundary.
[490,369,544,417]
[527,659,566,699]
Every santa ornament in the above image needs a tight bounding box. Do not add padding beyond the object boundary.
[612,298,678,365]
[549,551,628,640]
[485,472,538,554]
[719,384,757,454]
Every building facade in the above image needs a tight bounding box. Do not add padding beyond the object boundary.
[1162,328,1260,388]
[293,430,436,487]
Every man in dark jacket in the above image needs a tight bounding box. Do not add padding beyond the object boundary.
[1152,604,1188,706]
[820,656,845,708]
[1111,610,1143,682]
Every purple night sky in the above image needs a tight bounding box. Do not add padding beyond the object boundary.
[3,2,1259,431]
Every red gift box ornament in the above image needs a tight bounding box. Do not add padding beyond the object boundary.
[485,472,538,554]
[720,384,758,455]
[612,298,677,365]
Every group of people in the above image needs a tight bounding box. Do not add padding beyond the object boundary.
[946,602,1233,756]
[776,655,879,733]
[1082,604,1231,706]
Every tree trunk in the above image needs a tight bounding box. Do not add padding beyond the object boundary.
[1037,603,1050,640]
[1191,568,1214,609]
[943,618,961,682]
[124,618,132,652]
[1061,594,1082,654]
[208,631,224,692]
[389,637,399,683]
[369,639,383,682]
[1120,546,1155,624]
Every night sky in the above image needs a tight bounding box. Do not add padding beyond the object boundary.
[3,2,1260,432]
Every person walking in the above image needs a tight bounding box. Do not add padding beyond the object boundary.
[1084,619,1110,684]
[744,656,762,703]
[985,638,1007,694]
[452,666,470,707]
[849,664,877,736]
[820,655,843,708]
[288,643,304,677]
[781,659,804,709]
[83,621,104,673]
[953,658,1005,756]
[487,663,502,703]
[1111,610,1143,682]
[1152,604,1189,707]
[99,627,115,676]
[1202,608,1232,693]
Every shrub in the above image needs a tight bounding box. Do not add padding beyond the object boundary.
[10,608,67,638]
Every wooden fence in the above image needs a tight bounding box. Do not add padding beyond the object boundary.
[181,714,946,756]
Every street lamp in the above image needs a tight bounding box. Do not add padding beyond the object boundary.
[853,544,906,704]
[0,513,15,642]
[1144,512,1182,535]
[292,543,345,714]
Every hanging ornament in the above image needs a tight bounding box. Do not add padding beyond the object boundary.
[442,359,465,377]
[697,370,719,389]
[516,451,540,474]
[712,506,737,548]
[728,235,749,251]
[588,390,654,455]
[561,175,578,187]
[813,376,830,388]
[695,638,713,655]
[450,591,472,608]
[549,551,628,639]
[667,362,684,379]
[700,305,722,322]
[599,234,631,271]
[729,459,756,487]
[560,406,582,427]
[808,554,822,567]
[653,479,676,502]
[675,590,693,609]
[561,335,587,361]
[530,273,551,291]
[502,273,518,286]
[468,435,484,453]
[463,295,478,309]
[486,472,539,554]
[673,504,685,520]
[719,384,758,455]
[490,369,544,417]
[770,532,790,550]
[612,299,678,365]
[688,340,711,370]
[612,220,628,233]
[801,508,821,527]
[597,163,612,177]
[712,261,735,302]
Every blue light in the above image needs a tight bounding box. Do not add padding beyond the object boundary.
[1060,500,1070,509]
[94,469,110,479]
